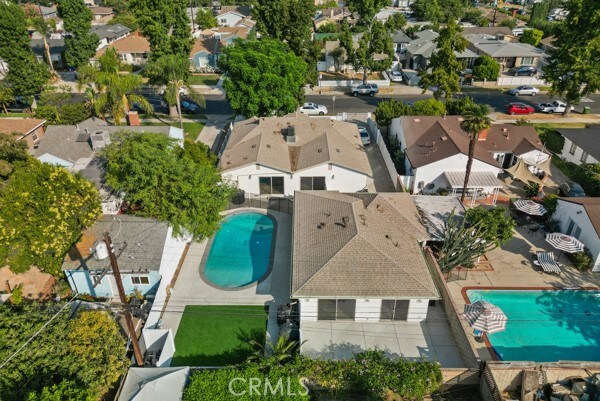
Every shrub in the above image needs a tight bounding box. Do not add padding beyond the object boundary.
[445,96,477,115]
[374,99,411,130]
[59,102,91,125]
[552,158,600,196]
[501,18,518,30]
[542,194,558,215]
[524,182,541,198]
[411,98,446,116]
[515,117,532,126]
[520,28,543,46]
[473,55,500,81]
[568,251,594,271]
[317,22,339,33]
[535,126,565,153]
[10,284,23,305]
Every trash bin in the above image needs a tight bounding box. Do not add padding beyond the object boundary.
[583,106,591,114]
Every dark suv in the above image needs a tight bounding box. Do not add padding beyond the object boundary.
[351,83,379,97]
[559,181,586,197]
[508,66,538,76]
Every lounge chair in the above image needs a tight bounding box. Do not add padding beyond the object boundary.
[536,251,562,275]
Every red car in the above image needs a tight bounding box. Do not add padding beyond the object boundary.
[507,102,535,115]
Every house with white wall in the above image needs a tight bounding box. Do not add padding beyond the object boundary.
[553,198,600,272]
[219,116,373,196]
[92,24,130,50]
[62,215,189,298]
[557,126,600,166]
[292,191,440,352]
[390,116,549,194]
[215,5,252,27]
[92,32,150,65]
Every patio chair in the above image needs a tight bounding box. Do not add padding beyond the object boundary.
[536,251,562,275]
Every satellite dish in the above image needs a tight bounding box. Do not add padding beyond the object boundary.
[94,241,109,261]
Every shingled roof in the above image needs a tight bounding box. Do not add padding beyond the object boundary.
[291,191,438,299]
[220,116,372,176]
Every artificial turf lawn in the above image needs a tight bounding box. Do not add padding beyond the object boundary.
[171,305,267,366]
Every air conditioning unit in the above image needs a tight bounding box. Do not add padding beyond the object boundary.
[90,131,111,151]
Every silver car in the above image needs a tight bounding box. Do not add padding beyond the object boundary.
[507,86,540,96]
[299,102,328,115]
[359,127,371,145]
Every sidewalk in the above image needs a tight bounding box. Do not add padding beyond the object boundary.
[492,113,600,124]
[305,84,429,96]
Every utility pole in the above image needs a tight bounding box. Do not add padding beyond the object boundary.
[104,232,144,367]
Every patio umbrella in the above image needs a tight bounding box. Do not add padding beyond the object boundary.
[462,301,507,334]
[513,199,547,216]
[545,233,585,253]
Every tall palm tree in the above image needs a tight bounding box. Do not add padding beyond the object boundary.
[31,17,56,76]
[145,54,205,130]
[459,104,492,203]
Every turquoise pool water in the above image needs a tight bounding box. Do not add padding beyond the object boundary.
[467,290,600,362]
[203,212,274,288]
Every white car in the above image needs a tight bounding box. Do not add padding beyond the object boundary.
[537,100,574,114]
[507,86,540,96]
[389,71,403,82]
[359,127,371,145]
[299,102,328,115]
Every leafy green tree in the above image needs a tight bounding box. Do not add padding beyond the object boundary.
[108,12,139,30]
[130,0,194,60]
[473,55,500,81]
[77,48,152,123]
[0,133,28,181]
[0,159,102,275]
[58,0,99,68]
[385,12,407,31]
[27,381,96,401]
[531,0,550,22]
[0,2,50,97]
[465,206,515,247]
[500,18,518,30]
[410,0,443,24]
[520,28,543,46]
[0,83,15,114]
[316,22,340,33]
[219,39,307,117]
[543,0,599,116]
[374,99,412,130]
[411,98,446,115]
[419,22,467,100]
[445,96,477,115]
[101,133,235,240]
[462,8,487,26]
[31,17,56,74]
[459,104,491,203]
[330,46,346,72]
[195,7,217,29]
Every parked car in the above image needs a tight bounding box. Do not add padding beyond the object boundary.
[351,83,379,97]
[507,86,540,96]
[508,66,538,76]
[559,181,586,197]
[389,71,403,82]
[359,127,371,145]
[537,100,574,114]
[299,102,328,115]
[506,102,535,115]
[180,100,199,113]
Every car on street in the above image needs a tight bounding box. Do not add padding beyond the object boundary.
[506,102,535,115]
[359,127,371,145]
[299,102,328,115]
[507,86,540,96]
[389,71,403,82]
[351,83,379,97]
[537,100,574,114]
[180,100,199,113]
[559,181,586,197]
[508,66,538,76]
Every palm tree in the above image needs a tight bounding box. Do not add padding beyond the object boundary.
[31,17,56,76]
[145,54,205,130]
[459,104,492,203]
[77,48,152,124]
[239,329,301,366]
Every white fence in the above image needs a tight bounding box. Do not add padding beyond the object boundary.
[496,76,550,86]
[318,72,391,87]
[398,175,414,192]
[367,118,400,191]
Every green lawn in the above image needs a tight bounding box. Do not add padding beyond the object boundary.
[188,74,221,86]
[140,120,205,141]
[0,112,29,118]
[171,305,267,366]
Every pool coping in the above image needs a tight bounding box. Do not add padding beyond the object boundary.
[461,286,600,362]
[199,209,278,292]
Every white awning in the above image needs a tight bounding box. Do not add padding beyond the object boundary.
[443,171,502,189]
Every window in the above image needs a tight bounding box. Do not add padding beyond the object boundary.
[581,151,589,163]
[32,133,38,141]
[569,142,577,155]
[380,300,410,321]
[317,299,356,320]
[220,18,227,23]
[300,177,326,190]
[566,219,582,239]
[131,276,150,285]
[521,57,534,66]
[258,176,284,195]
[120,53,127,61]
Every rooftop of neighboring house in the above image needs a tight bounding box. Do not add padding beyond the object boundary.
[234,18,256,28]
[0,118,45,139]
[412,195,466,241]
[62,215,170,272]
[89,6,113,15]
[91,24,130,41]
[190,37,222,56]
[392,30,412,44]
[219,116,372,176]
[465,33,546,58]
[22,4,57,17]
[216,5,252,17]
[556,125,600,161]
[539,35,556,48]
[396,116,545,169]
[461,26,514,37]
[324,39,358,54]
[405,30,478,59]
[198,26,250,41]
[291,191,438,299]
[30,38,65,56]
[93,32,150,59]
[557,197,600,237]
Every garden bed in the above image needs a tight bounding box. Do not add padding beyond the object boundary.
[320,71,385,81]
[188,74,221,86]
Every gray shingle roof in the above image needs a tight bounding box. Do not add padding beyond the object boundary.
[465,34,545,58]
[220,116,372,176]
[62,215,169,272]
[291,191,438,299]
[91,24,130,40]
[30,39,65,56]
[412,195,465,241]
[557,125,600,161]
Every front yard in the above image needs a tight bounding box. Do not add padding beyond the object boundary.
[171,305,268,366]
[141,121,205,141]
[188,74,221,86]
[320,71,385,81]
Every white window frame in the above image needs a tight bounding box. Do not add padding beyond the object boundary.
[131,276,150,285]
[569,142,577,155]
[581,151,589,163]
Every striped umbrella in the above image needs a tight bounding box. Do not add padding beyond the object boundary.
[463,301,507,334]
[545,233,585,253]
[513,199,547,216]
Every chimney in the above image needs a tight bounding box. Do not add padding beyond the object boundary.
[478,128,489,141]
[286,125,296,144]
[127,111,140,126]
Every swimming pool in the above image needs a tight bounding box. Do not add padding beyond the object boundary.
[467,289,600,362]
[202,212,275,289]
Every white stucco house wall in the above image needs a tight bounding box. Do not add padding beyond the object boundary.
[292,191,440,351]
[553,198,600,272]
[215,6,252,27]
[219,116,373,196]
[557,126,600,166]
[390,116,549,194]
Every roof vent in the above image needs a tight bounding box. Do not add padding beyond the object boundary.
[90,131,111,151]
[502,128,508,132]
[441,135,448,141]
[93,241,109,261]
[286,125,296,144]
[414,118,421,122]
[317,148,322,153]
[266,144,271,148]
[251,144,256,148]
